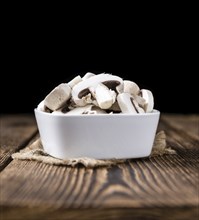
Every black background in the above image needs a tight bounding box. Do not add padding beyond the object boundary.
[1,9,197,114]
[2,55,197,114]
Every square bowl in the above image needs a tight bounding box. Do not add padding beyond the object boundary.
[34,109,160,160]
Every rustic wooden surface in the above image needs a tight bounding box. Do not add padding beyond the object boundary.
[0,114,37,171]
[0,114,198,220]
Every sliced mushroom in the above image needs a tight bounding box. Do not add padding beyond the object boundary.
[37,100,51,113]
[83,106,107,114]
[71,73,124,106]
[123,80,140,95]
[44,83,71,111]
[37,100,46,112]
[82,93,93,104]
[95,83,116,109]
[52,104,93,115]
[70,89,97,107]
[132,98,145,113]
[117,93,144,114]
[51,105,70,115]
[68,75,82,88]
[109,101,121,112]
[88,86,96,98]
[38,73,155,115]
[67,98,77,110]
[140,89,154,112]
[66,105,94,115]
[117,93,137,114]
[82,72,95,80]
[132,94,146,110]
[53,104,107,115]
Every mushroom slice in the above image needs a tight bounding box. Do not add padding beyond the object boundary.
[82,93,93,104]
[83,106,107,114]
[44,83,71,111]
[51,105,70,115]
[37,100,46,112]
[140,89,154,112]
[67,98,77,110]
[132,99,145,113]
[71,73,123,106]
[68,75,82,88]
[63,104,107,115]
[65,105,93,115]
[117,93,144,114]
[82,72,96,80]
[95,83,116,109]
[123,80,140,95]
[37,100,51,113]
[89,86,96,99]
[132,94,146,109]
[109,101,121,112]
[117,93,137,114]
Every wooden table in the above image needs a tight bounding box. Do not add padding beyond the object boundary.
[0,114,198,220]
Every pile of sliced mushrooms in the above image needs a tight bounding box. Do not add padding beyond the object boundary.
[37,72,154,115]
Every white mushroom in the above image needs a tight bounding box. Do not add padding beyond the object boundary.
[109,101,121,112]
[82,72,95,80]
[95,83,116,109]
[51,106,69,115]
[37,100,51,113]
[132,99,145,113]
[44,83,71,111]
[117,93,144,114]
[52,105,93,115]
[71,73,124,106]
[140,89,154,112]
[66,105,93,115]
[83,106,107,114]
[82,93,93,104]
[132,94,146,110]
[37,100,45,111]
[123,80,140,95]
[38,73,155,115]
[68,75,82,88]
[52,104,107,115]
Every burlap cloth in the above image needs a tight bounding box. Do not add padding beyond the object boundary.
[12,131,176,168]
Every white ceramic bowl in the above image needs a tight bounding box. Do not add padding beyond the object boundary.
[34,109,160,160]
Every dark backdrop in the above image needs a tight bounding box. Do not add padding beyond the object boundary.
[1,11,197,114]
[1,51,197,114]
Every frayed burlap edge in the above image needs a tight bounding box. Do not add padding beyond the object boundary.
[150,130,176,156]
[12,131,176,168]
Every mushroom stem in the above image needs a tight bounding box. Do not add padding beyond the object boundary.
[117,93,145,114]
[95,84,116,109]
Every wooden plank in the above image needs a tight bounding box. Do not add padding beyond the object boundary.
[0,115,37,171]
[159,115,199,152]
[0,155,198,208]
[1,207,198,220]
[0,158,198,219]
[0,115,198,219]
[161,114,199,138]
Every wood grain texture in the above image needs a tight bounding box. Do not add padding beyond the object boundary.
[0,115,37,171]
[1,207,198,220]
[0,114,198,219]
[161,114,199,138]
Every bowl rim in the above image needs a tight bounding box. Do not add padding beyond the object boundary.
[34,108,160,118]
